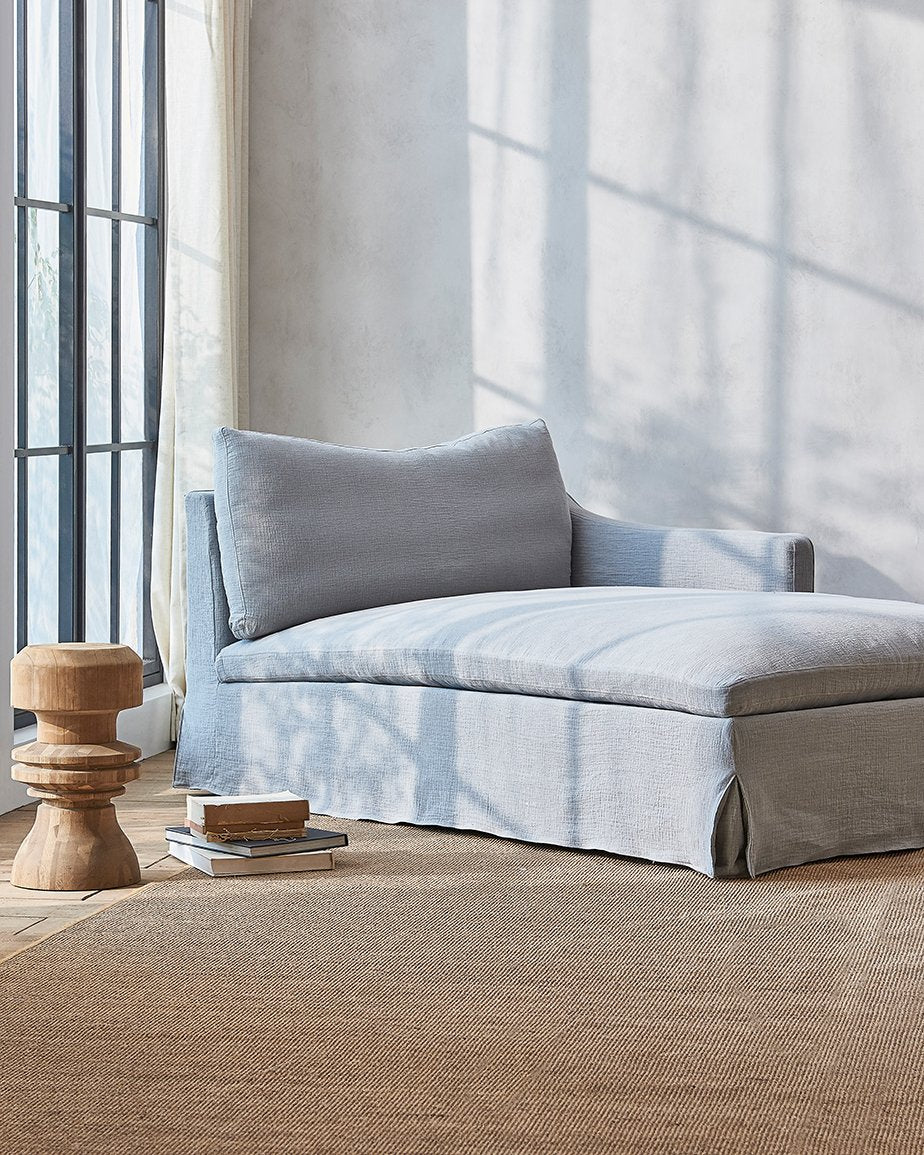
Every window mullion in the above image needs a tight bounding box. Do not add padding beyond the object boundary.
[14,197,72,213]
[141,0,163,674]
[110,0,122,645]
[73,0,89,642]
[58,0,78,641]
[15,0,28,654]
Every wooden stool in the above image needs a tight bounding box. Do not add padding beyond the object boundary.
[10,643,144,891]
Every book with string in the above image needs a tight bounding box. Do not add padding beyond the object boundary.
[187,791,310,830]
[166,790,347,874]
[165,823,348,858]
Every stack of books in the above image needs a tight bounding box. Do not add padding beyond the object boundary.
[164,791,347,876]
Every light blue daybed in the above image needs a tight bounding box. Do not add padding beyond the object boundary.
[174,421,924,876]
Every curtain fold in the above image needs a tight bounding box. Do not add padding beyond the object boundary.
[152,0,250,717]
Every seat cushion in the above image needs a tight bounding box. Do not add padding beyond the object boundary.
[215,586,924,718]
[212,421,572,640]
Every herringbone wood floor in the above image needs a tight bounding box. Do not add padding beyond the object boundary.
[0,749,186,961]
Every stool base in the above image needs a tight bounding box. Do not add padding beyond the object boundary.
[10,770,142,892]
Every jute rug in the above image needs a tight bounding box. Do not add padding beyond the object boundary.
[2,818,924,1155]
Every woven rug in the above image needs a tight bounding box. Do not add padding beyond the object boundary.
[3,818,924,1155]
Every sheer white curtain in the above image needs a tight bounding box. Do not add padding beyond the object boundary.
[152,0,250,716]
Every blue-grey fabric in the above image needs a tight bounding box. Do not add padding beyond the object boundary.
[215,585,924,718]
[177,677,741,876]
[174,672,924,878]
[186,491,235,662]
[180,492,924,876]
[570,499,815,593]
[175,674,924,873]
[733,698,924,874]
[182,492,233,766]
[212,421,572,640]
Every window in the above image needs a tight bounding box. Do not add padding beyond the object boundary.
[14,0,164,713]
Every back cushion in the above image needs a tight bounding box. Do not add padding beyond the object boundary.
[212,421,573,640]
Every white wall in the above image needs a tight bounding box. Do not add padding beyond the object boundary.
[250,0,474,448]
[0,4,24,813]
[250,0,924,603]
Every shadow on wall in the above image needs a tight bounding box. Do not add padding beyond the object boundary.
[465,0,924,603]
[851,0,924,19]
[249,0,924,603]
[815,551,913,601]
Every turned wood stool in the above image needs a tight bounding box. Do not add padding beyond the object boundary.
[10,643,143,891]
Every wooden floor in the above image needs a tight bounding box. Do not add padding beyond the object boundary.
[0,749,186,961]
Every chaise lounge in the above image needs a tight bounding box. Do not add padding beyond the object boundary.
[175,421,924,876]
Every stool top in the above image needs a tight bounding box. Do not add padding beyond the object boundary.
[11,643,143,713]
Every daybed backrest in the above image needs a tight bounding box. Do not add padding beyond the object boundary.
[211,421,572,640]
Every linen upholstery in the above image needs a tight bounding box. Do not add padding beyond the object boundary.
[176,678,742,876]
[179,492,232,771]
[174,672,924,878]
[213,421,572,640]
[733,699,924,874]
[216,586,924,718]
[179,492,924,876]
[570,499,815,593]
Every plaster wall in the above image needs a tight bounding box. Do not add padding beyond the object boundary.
[250,0,924,602]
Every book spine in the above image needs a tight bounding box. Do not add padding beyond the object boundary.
[169,844,335,876]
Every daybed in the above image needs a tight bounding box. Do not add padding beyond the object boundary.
[174,421,924,876]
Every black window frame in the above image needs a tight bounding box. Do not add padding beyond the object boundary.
[14,0,165,727]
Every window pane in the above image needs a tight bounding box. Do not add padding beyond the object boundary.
[16,0,161,680]
[86,214,112,445]
[121,0,147,216]
[26,207,60,447]
[26,456,59,643]
[86,0,113,211]
[85,452,112,642]
[120,449,143,652]
[26,0,60,202]
[120,220,145,440]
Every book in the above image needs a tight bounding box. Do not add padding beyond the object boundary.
[187,815,308,835]
[186,791,310,828]
[165,824,348,858]
[187,818,307,842]
[167,839,335,877]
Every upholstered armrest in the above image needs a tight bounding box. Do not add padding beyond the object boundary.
[175,491,232,784]
[185,490,234,674]
[569,498,814,593]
